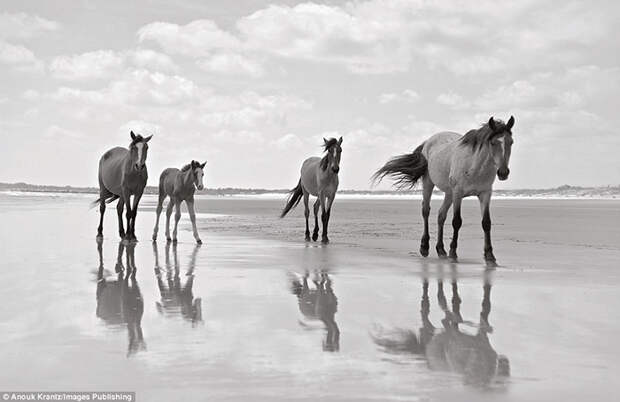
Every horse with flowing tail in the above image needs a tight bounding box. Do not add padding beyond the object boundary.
[94,131,152,242]
[280,137,343,244]
[373,116,514,267]
[152,160,206,244]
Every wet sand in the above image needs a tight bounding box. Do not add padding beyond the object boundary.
[0,193,619,401]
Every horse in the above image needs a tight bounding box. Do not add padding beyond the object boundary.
[280,137,343,244]
[373,116,514,267]
[371,269,510,387]
[94,131,152,242]
[290,271,340,351]
[95,239,146,357]
[152,241,203,326]
[152,160,206,244]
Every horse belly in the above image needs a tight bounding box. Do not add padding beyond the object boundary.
[424,133,460,193]
[99,150,127,196]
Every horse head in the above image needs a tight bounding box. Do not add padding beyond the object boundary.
[190,160,207,191]
[129,131,153,171]
[488,116,514,181]
[321,137,343,174]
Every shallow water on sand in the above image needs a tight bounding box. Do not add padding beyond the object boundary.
[0,193,619,401]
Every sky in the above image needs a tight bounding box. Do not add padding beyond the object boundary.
[1,0,619,190]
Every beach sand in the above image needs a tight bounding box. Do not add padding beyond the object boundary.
[0,192,618,401]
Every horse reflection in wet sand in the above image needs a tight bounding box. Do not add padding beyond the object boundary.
[281,137,343,244]
[153,241,203,326]
[374,117,515,267]
[95,239,146,357]
[372,270,510,387]
[152,160,206,244]
[290,271,340,351]
[94,131,152,242]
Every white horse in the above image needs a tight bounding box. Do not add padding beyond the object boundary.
[374,117,514,267]
[280,137,343,243]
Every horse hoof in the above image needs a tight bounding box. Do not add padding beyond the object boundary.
[419,246,429,257]
[321,237,329,244]
[485,259,498,268]
[196,238,202,245]
[312,233,319,242]
[172,238,178,244]
[305,236,311,242]
[166,237,172,243]
[448,250,458,262]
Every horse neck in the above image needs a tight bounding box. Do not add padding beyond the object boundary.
[470,144,496,178]
[180,168,194,190]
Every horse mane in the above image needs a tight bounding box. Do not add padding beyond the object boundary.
[320,138,339,170]
[460,121,507,151]
[181,163,192,172]
[130,134,144,144]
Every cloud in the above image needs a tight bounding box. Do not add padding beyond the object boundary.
[379,89,419,104]
[272,133,303,150]
[0,40,44,72]
[51,69,199,105]
[137,20,241,57]
[0,12,60,39]
[50,50,124,80]
[44,125,82,139]
[436,92,469,109]
[197,53,263,77]
[129,49,178,73]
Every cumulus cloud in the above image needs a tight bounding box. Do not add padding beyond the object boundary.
[137,20,241,57]
[0,40,44,71]
[0,12,60,39]
[379,89,419,104]
[436,92,469,109]
[129,49,179,73]
[51,69,198,105]
[50,50,124,80]
[197,53,263,77]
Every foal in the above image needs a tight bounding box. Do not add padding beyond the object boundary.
[152,160,206,244]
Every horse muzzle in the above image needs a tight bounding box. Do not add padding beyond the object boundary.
[332,166,340,174]
[134,163,145,170]
[497,167,510,181]
[196,184,204,191]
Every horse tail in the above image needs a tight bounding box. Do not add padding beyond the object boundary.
[280,179,304,218]
[372,142,428,189]
[90,194,119,209]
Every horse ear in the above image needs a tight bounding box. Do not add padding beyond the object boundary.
[338,136,343,145]
[507,115,515,130]
[130,131,136,140]
[201,161,207,168]
[144,134,153,142]
[488,117,496,132]
[323,137,328,145]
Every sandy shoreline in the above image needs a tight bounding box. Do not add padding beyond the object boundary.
[0,193,619,401]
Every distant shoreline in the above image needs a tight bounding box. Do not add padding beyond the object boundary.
[1,182,618,199]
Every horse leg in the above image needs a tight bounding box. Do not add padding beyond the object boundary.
[478,191,497,267]
[97,196,106,238]
[312,198,320,241]
[448,193,463,262]
[165,198,174,242]
[172,200,181,243]
[129,192,143,242]
[152,193,166,241]
[186,197,202,244]
[420,177,434,257]
[436,192,452,258]
[303,190,311,241]
[117,198,125,239]
[320,194,331,244]
[124,196,133,242]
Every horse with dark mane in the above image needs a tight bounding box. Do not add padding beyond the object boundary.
[94,131,152,242]
[152,160,206,244]
[373,117,515,266]
[281,137,343,244]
